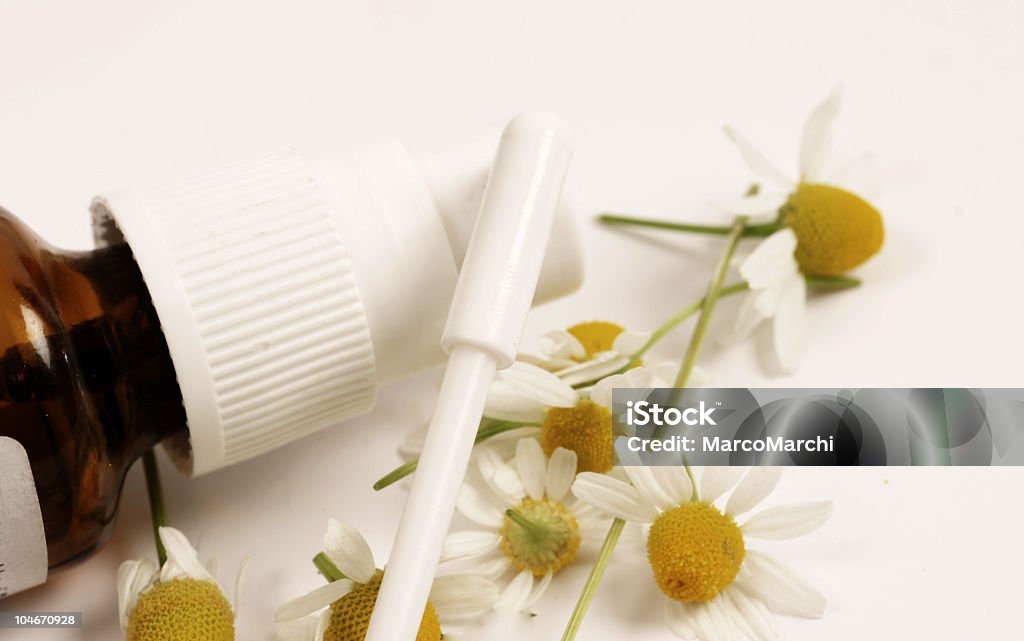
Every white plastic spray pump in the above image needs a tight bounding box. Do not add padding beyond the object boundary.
[365,113,574,641]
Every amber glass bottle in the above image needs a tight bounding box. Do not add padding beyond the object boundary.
[0,207,186,595]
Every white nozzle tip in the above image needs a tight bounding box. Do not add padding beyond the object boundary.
[504,111,573,147]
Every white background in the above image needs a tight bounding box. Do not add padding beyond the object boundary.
[2,1,1023,639]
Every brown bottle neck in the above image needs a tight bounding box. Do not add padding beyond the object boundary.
[51,242,188,461]
[0,212,187,466]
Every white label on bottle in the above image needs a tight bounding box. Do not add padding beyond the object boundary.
[0,437,48,598]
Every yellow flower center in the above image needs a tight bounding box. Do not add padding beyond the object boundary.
[781,182,884,276]
[126,579,234,641]
[567,321,626,360]
[325,571,440,641]
[541,400,613,474]
[500,497,581,576]
[646,502,745,603]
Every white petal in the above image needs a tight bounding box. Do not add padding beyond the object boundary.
[207,556,219,582]
[545,447,578,502]
[740,550,827,618]
[587,366,662,408]
[724,585,780,641]
[772,276,806,374]
[623,464,677,512]
[752,278,793,320]
[554,352,631,386]
[274,615,320,641]
[742,501,833,540]
[799,86,843,181]
[571,472,658,523]
[472,555,513,581]
[649,361,681,387]
[234,555,249,612]
[733,291,770,339]
[685,365,711,388]
[539,329,586,360]
[324,519,377,583]
[665,600,697,639]
[588,373,624,409]
[494,570,534,613]
[484,380,549,424]
[738,230,799,292]
[429,574,499,618]
[699,467,745,504]
[480,427,543,462]
[497,361,578,408]
[518,352,578,372]
[711,597,740,641]
[723,125,795,190]
[477,447,525,504]
[520,570,553,610]
[314,609,331,641]
[690,599,733,641]
[650,466,694,505]
[456,483,505,528]
[275,580,355,622]
[117,559,158,630]
[399,423,428,457]
[516,438,547,500]
[442,531,501,560]
[623,365,660,388]
[611,330,650,356]
[159,527,215,583]
[726,467,783,516]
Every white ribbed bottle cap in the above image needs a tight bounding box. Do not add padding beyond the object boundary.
[90,130,582,476]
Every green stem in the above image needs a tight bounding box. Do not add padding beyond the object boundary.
[636,275,859,365]
[598,212,780,238]
[806,274,862,290]
[570,274,858,390]
[313,552,346,583]
[373,419,528,490]
[373,459,419,492]
[142,450,168,566]
[566,282,749,391]
[673,216,748,387]
[504,509,545,540]
[628,282,750,367]
[561,517,625,641]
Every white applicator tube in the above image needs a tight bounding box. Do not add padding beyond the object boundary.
[365,113,573,641]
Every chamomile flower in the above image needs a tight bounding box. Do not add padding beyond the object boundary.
[483,361,579,425]
[444,439,609,612]
[519,321,650,386]
[275,519,497,641]
[489,361,621,473]
[398,322,658,476]
[722,88,884,277]
[572,466,832,641]
[117,527,242,641]
[720,90,883,372]
[485,361,696,474]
